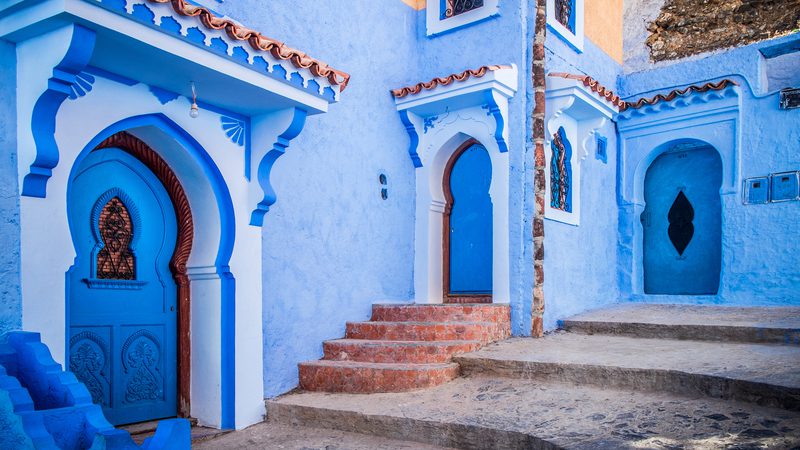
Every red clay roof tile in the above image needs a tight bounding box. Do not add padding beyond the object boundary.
[148,0,350,91]
[391,65,511,99]
[548,72,626,111]
[622,79,737,111]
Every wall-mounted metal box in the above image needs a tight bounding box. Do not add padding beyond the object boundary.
[770,171,800,202]
[743,177,770,204]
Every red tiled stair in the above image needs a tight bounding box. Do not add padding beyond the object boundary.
[298,303,511,393]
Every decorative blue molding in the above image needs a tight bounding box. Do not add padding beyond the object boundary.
[149,85,180,105]
[398,110,422,168]
[250,108,308,226]
[22,25,97,198]
[483,91,508,152]
[67,72,95,100]
[87,0,337,101]
[221,116,246,146]
[423,115,438,134]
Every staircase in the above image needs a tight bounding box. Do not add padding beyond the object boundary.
[298,303,511,393]
[273,304,800,449]
[0,331,190,450]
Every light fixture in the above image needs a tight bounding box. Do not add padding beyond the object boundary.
[190,82,199,118]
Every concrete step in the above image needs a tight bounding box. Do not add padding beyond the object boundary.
[323,339,482,364]
[268,376,800,449]
[345,321,508,343]
[298,360,459,393]
[455,334,800,411]
[561,303,800,344]
[371,303,510,324]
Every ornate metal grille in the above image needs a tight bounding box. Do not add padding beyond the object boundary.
[555,0,574,32]
[96,197,135,280]
[550,127,572,212]
[444,0,484,18]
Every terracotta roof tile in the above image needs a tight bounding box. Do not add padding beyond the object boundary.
[391,65,511,99]
[149,0,350,91]
[622,79,737,111]
[548,72,626,110]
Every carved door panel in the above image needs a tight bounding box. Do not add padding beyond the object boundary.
[446,143,493,297]
[642,146,722,295]
[68,148,178,425]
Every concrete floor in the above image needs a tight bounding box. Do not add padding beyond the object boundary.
[565,304,800,328]
[193,422,452,449]
[268,376,800,449]
[461,333,800,389]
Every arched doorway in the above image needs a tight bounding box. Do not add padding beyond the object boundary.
[443,140,493,303]
[67,132,193,425]
[642,143,722,295]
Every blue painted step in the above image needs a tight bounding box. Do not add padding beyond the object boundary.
[0,331,190,450]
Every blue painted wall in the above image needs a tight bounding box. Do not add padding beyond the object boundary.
[212,1,420,397]
[618,33,800,306]
[542,34,624,329]
[0,40,22,337]
[413,1,533,334]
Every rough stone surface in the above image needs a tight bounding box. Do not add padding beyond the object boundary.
[269,376,800,449]
[645,0,800,62]
[456,334,800,410]
[561,303,800,344]
[194,422,452,450]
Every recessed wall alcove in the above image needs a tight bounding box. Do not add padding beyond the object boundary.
[393,65,518,304]
[617,80,740,300]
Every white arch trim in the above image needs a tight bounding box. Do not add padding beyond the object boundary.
[394,65,518,304]
[617,83,740,298]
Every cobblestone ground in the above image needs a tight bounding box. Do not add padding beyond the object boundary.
[193,422,452,450]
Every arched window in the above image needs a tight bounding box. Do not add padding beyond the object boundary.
[550,126,573,212]
[96,197,136,280]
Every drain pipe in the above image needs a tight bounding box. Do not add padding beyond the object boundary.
[531,0,547,337]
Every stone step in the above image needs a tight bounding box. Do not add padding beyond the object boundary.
[268,376,800,449]
[371,303,510,324]
[298,360,459,393]
[345,321,508,342]
[560,303,800,344]
[323,339,483,364]
[455,334,800,411]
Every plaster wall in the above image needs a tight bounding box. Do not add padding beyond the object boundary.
[618,33,800,305]
[585,0,623,64]
[0,40,22,337]
[213,1,420,397]
[541,32,624,329]
[412,1,532,334]
[622,0,667,73]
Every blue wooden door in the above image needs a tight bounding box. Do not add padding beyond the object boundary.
[67,148,178,425]
[448,144,493,295]
[642,146,722,295]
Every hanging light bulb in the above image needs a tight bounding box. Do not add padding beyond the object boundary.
[190,82,199,118]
